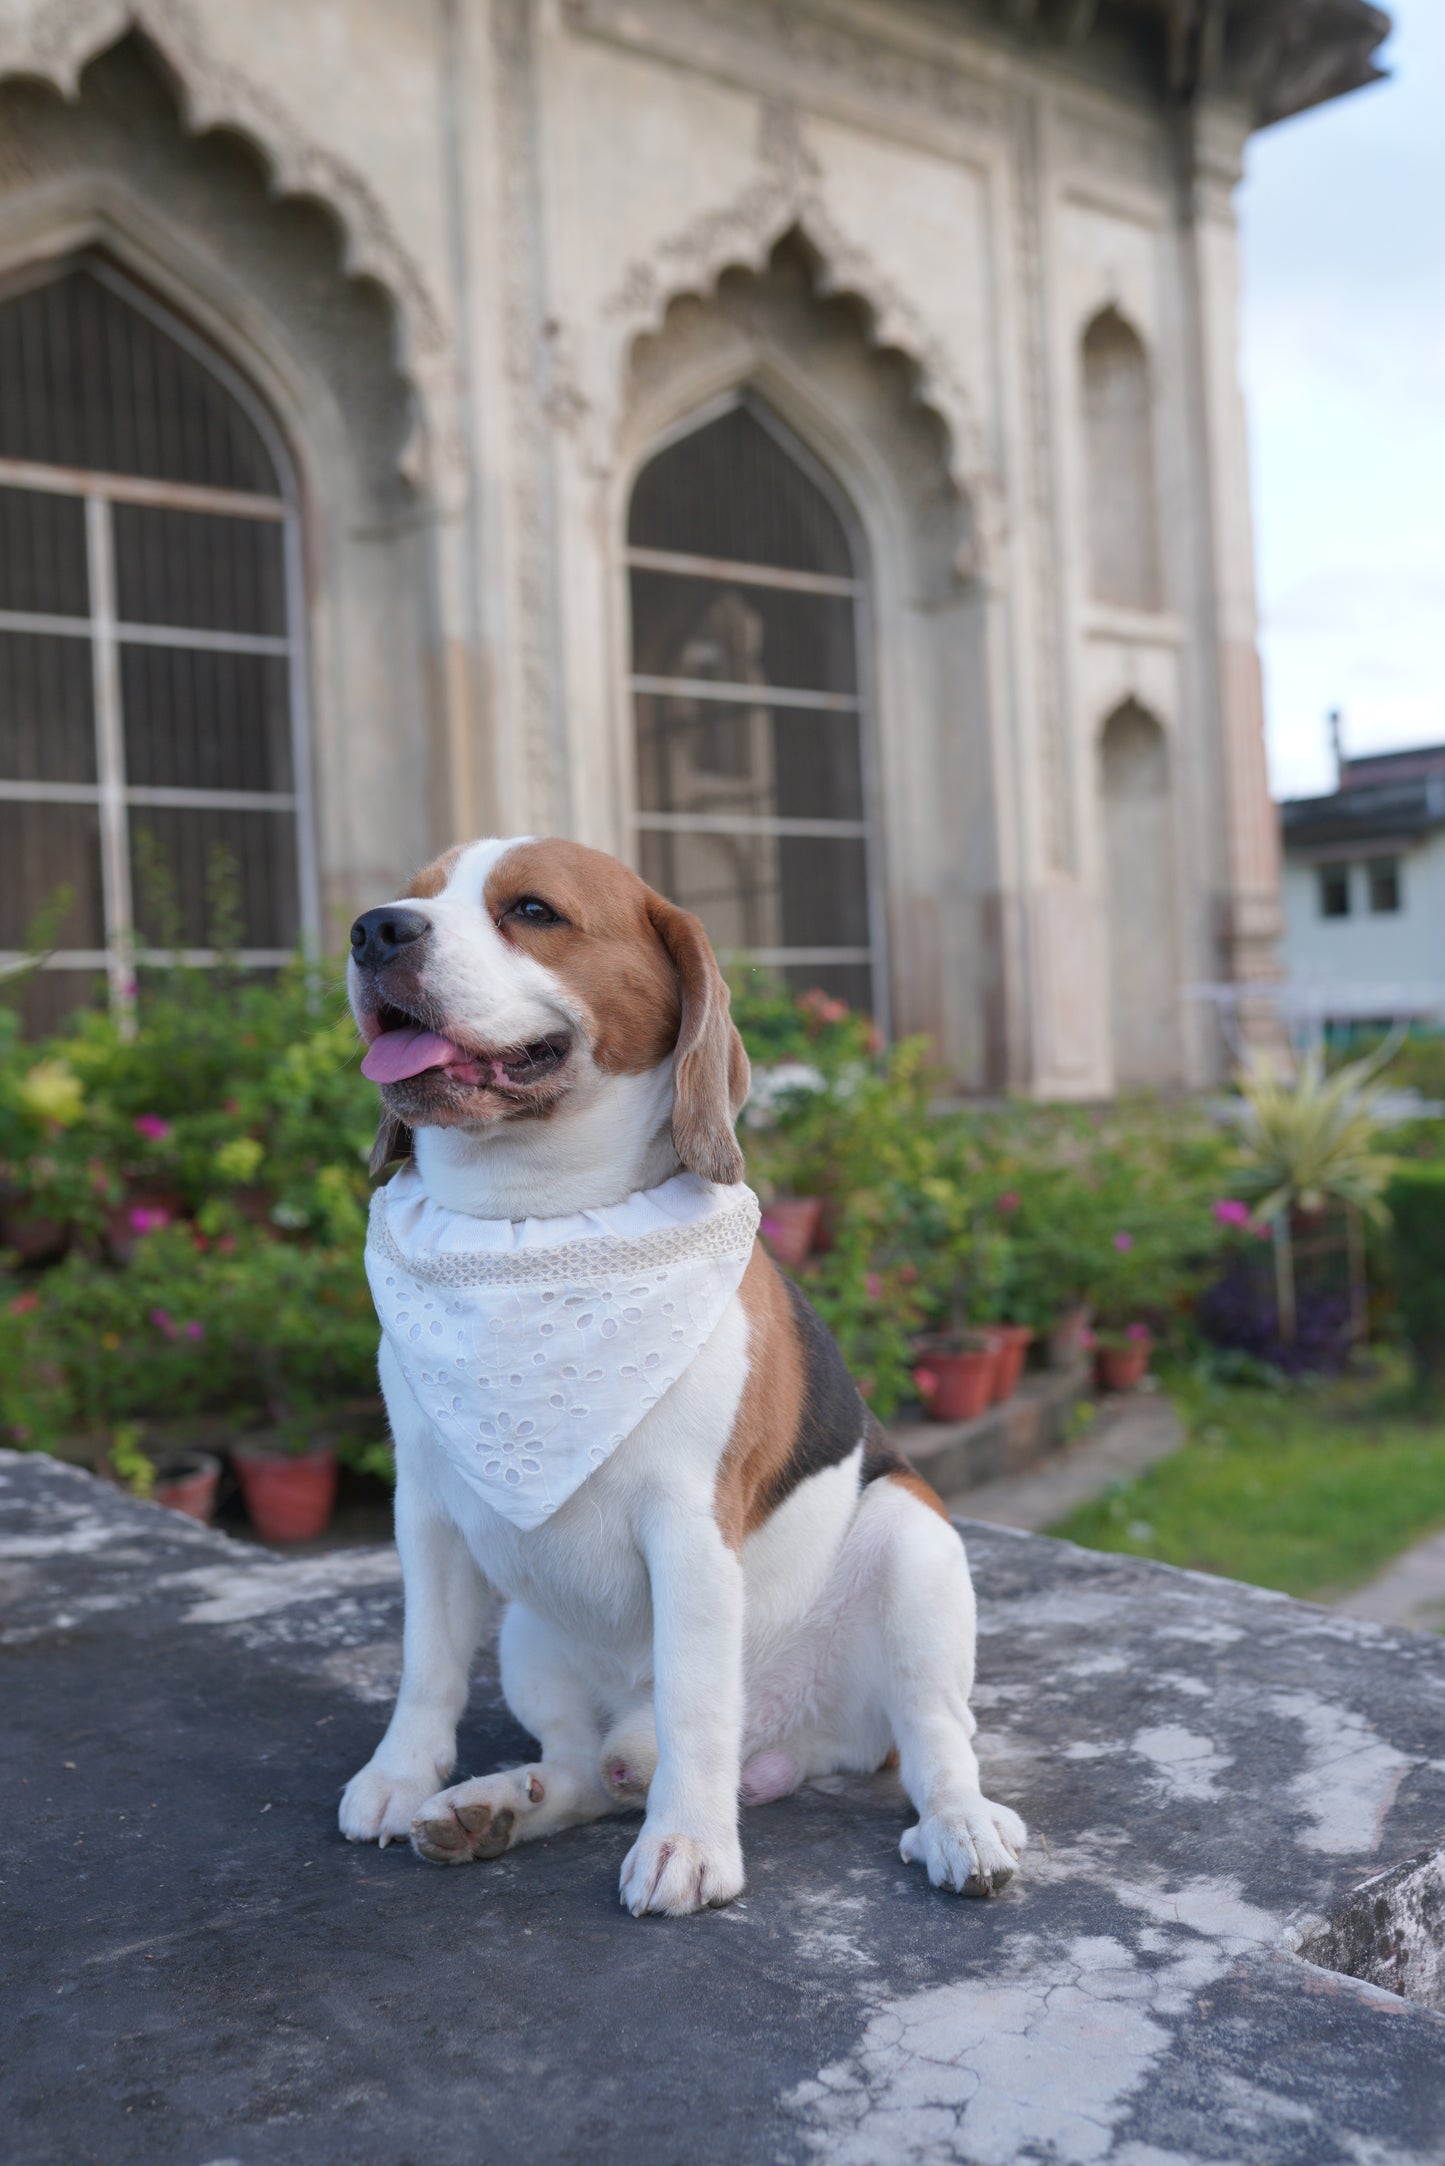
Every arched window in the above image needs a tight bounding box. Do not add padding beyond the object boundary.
[1099,700,1178,1088]
[0,257,313,1032]
[1081,310,1161,613]
[627,398,882,1017]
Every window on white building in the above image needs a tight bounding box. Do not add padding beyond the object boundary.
[1318,865,1351,919]
[627,397,883,1018]
[1367,858,1401,914]
[0,258,313,1035]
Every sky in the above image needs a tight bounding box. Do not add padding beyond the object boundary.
[1237,0,1444,802]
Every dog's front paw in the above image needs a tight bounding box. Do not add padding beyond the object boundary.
[410,1769,545,1865]
[900,1795,1026,1897]
[340,1753,452,1845]
[618,1825,744,1917]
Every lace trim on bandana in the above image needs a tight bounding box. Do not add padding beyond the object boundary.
[368,1187,760,1288]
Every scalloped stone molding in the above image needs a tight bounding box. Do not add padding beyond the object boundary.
[0,0,447,375]
[603,100,999,568]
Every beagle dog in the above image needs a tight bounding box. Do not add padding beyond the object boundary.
[339,837,1024,1916]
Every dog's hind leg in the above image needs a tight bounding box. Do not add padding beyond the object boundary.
[871,1473,1027,1897]
[411,1602,622,1864]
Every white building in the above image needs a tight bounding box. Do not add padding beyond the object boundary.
[1280,744,1445,1028]
[0,0,1387,1091]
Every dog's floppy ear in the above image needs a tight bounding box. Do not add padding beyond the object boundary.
[369,1111,414,1180]
[646,893,750,1185]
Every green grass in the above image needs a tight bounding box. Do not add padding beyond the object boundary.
[1051,1365,1445,1602]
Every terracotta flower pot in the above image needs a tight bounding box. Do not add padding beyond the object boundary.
[990,1324,1034,1401]
[760,1196,824,1268]
[914,1348,997,1423]
[1094,1335,1151,1394]
[232,1443,337,1543]
[151,1451,221,1523]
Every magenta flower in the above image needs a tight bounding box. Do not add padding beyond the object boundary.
[184,1320,205,1342]
[1126,1322,1150,1343]
[865,1272,883,1300]
[129,1206,170,1234]
[132,1114,171,1142]
[996,1190,1021,1216]
[149,1307,177,1339]
[1113,1231,1134,1252]
[1212,1199,1251,1228]
[760,1216,781,1241]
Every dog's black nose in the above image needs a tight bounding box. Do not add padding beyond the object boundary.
[350,906,431,968]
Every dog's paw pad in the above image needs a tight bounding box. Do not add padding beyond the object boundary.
[412,1798,515,1865]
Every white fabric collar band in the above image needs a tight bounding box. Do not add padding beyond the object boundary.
[366,1166,759,1531]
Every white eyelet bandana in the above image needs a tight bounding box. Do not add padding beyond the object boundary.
[366,1166,759,1531]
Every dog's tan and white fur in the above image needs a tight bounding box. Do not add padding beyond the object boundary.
[340,837,1024,1915]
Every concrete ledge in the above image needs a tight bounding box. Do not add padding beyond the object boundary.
[3,1448,1445,2165]
[888,1358,1089,1494]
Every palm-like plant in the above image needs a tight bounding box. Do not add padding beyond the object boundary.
[1234,1048,1398,1343]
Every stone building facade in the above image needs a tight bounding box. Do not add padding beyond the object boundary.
[0,0,1387,1090]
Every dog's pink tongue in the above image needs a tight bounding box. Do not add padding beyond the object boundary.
[361,1027,464,1083]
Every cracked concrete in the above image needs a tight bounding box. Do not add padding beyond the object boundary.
[3,1448,1444,2165]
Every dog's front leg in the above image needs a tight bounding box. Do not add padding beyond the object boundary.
[340,1354,490,1844]
[619,1498,745,1917]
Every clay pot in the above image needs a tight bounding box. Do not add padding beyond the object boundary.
[914,1347,997,1424]
[1048,1304,1094,1369]
[1094,1334,1151,1394]
[232,1442,337,1543]
[151,1451,221,1523]
[760,1196,824,1268]
[990,1324,1035,1401]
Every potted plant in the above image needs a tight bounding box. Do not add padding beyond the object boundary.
[1233,1048,1396,1349]
[1092,1321,1152,1394]
[231,1406,339,1543]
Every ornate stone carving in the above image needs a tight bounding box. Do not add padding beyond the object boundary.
[0,0,446,379]
[603,100,989,550]
[567,0,1002,139]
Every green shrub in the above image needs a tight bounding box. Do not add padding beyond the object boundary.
[1385,1161,1445,1385]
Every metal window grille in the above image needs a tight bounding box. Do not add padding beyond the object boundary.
[627,398,885,1019]
[0,258,316,1033]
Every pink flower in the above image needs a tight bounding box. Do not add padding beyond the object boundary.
[8,1291,40,1316]
[184,1320,205,1341]
[1212,1199,1251,1228]
[865,1272,883,1300]
[1113,1231,1134,1252]
[1126,1322,1150,1343]
[129,1206,170,1234]
[1079,1327,1097,1350]
[132,1114,171,1142]
[996,1190,1021,1216]
[760,1216,782,1241]
[217,1234,237,1256]
[149,1307,177,1339]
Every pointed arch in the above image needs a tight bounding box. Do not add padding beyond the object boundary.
[626,392,884,1019]
[0,253,317,1031]
[1081,307,1161,612]
[1099,699,1180,1089]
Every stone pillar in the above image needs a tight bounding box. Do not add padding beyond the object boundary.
[1181,105,1284,1057]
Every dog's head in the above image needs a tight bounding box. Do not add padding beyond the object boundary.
[348,837,750,1184]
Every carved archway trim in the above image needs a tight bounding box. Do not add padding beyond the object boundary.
[0,0,446,376]
[603,106,996,560]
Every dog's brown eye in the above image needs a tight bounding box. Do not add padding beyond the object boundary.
[507,896,563,927]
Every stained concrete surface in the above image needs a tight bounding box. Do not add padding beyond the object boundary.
[941,1391,1184,1533]
[3,1447,1444,2166]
